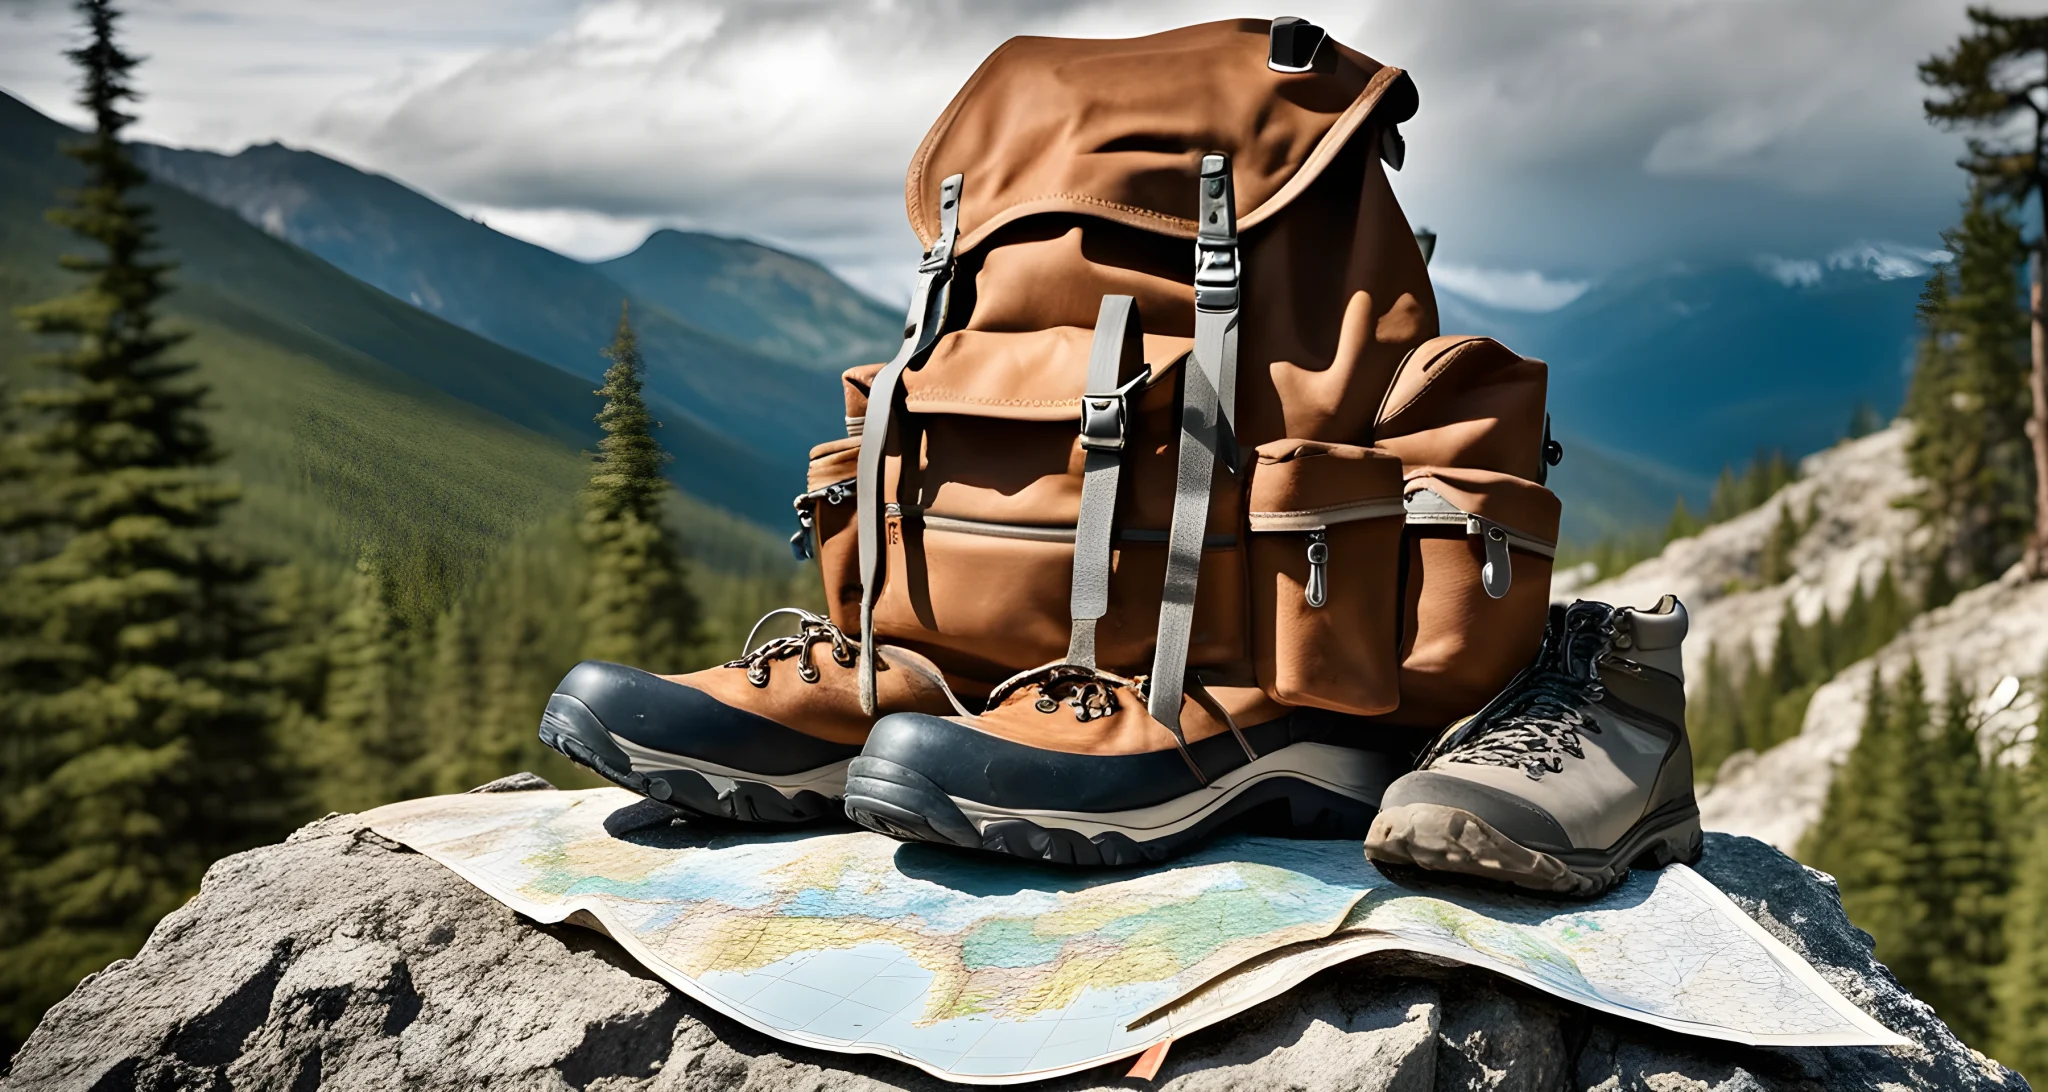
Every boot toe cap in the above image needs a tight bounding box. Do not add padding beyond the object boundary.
[1378,769,1574,853]
[549,660,860,775]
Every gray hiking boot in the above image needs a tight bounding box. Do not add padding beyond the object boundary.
[1365,595,1701,897]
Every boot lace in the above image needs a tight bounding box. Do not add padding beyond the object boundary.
[989,663,1143,723]
[724,608,856,687]
[1423,603,1618,781]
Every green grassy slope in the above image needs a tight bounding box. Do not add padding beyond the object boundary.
[0,91,796,610]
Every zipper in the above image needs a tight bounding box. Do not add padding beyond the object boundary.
[886,502,1236,548]
[1305,531,1328,608]
[1403,488,1556,600]
[789,478,856,561]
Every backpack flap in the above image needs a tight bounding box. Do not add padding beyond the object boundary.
[1374,335,1551,480]
[903,17,1435,451]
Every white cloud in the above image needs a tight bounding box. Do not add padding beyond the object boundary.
[1755,240,1946,288]
[1826,240,1946,281]
[454,204,661,261]
[1757,256,1823,288]
[1430,265,1592,312]
[0,0,1983,296]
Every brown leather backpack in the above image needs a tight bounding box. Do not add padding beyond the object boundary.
[792,19,1561,734]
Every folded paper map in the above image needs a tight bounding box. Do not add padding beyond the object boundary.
[363,788,1902,1085]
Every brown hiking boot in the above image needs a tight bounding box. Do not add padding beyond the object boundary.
[539,609,966,823]
[841,663,1411,865]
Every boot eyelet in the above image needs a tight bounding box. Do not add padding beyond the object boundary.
[797,661,821,684]
[746,665,770,688]
[1035,697,1059,714]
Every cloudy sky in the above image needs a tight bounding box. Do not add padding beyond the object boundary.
[0,0,1984,307]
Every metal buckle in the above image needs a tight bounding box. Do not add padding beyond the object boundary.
[1077,373,1144,453]
[1195,241,1239,312]
[1079,395,1126,452]
[1267,16,1327,73]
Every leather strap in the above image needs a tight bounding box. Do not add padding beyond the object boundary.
[855,174,963,714]
[1148,154,1239,729]
[1067,295,1147,667]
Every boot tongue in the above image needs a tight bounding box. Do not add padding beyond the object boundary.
[1558,601,1618,680]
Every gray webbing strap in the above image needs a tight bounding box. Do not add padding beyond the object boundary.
[856,174,963,714]
[1067,295,1147,667]
[1148,154,1240,729]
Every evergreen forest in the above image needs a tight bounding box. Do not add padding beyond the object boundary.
[0,1,815,1058]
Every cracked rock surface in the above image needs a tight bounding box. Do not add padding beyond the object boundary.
[2,777,2029,1091]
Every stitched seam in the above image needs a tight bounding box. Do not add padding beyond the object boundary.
[906,393,1083,408]
[1250,499,1403,519]
[1381,336,1493,424]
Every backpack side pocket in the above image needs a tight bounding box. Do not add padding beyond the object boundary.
[1385,467,1560,728]
[796,436,863,632]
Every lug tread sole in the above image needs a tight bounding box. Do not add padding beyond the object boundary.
[843,756,1378,868]
[1365,800,1703,898]
[538,697,837,826]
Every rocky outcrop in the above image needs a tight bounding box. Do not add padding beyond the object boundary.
[2,777,2027,1091]
[1701,566,2048,851]
[1568,421,2046,853]
[1575,422,1925,687]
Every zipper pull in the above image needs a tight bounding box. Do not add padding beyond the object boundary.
[1473,517,1512,599]
[1305,531,1328,608]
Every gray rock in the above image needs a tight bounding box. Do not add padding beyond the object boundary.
[2,781,2029,1092]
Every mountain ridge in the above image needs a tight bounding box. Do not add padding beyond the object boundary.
[128,132,869,484]
[0,88,795,580]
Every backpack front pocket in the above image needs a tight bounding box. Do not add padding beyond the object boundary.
[1247,440,1407,715]
[1386,467,1560,728]
[870,506,1245,682]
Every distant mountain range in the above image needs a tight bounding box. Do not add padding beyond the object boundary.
[1440,258,1924,531]
[4,88,1932,544]
[133,136,901,504]
[0,90,797,598]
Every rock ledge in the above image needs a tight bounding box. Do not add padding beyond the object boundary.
[2,778,2029,1091]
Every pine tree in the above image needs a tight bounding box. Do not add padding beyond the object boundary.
[1665,496,1703,542]
[311,549,418,811]
[1919,671,2009,1047]
[1803,663,1936,995]
[1923,11,2048,577]
[1838,576,1873,661]
[415,602,486,796]
[1846,400,1883,440]
[1995,667,2048,1078]
[0,0,290,1053]
[1759,503,1801,586]
[464,514,594,789]
[1903,188,2034,587]
[1809,603,1840,681]
[578,304,698,671]
[1690,642,1743,781]
[1866,563,1909,657]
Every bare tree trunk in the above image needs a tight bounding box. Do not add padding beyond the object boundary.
[2030,247,2048,579]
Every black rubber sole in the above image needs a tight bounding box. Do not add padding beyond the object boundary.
[841,755,1379,867]
[1366,795,1704,897]
[537,694,841,825]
